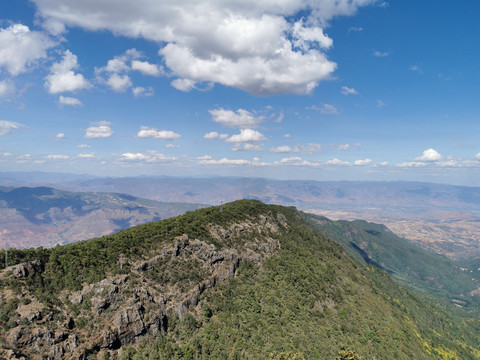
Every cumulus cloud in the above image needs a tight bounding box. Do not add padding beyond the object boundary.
[132,86,154,97]
[277,156,319,166]
[414,148,443,162]
[210,108,263,128]
[55,133,66,139]
[353,158,372,166]
[85,121,113,139]
[225,129,266,143]
[45,50,90,94]
[77,144,91,148]
[96,49,141,92]
[117,151,177,162]
[0,24,55,76]
[341,86,358,95]
[131,60,162,76]
[204,131,228,140]
[338,144,350,150]
[165,144,180,149]
[232,143,264,152]
[0,120,25,136]
[136,126,181,140]
[270,145,293,153]
[59,95,83,107]
[31,0,377,95]
[325,158,351,166]
[107,74,132,93]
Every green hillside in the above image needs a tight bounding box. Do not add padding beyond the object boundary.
[303,213,480,305]
[1,200,479,359]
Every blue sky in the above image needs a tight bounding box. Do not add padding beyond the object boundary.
[1,0,480,185]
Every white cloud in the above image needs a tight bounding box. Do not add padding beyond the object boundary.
[198,156,266,166]
[0,80,15,98]
[376,100,386,107]
[118,151,177,162]
[270,143,323,154]
[171,78,197,92]
[232,143,264,152]
[0,120,25,136]
[136,126,181,140]
[353,158,372,166]
[132,86,154,97]
[374,50,389,57]
[396,161,427,168]
[414,148,443,162]
[325,158,351,166]
[77,144,91,148]
[270,145,293,153]
[59,95,83,107]
[165,144,180,149]
[476,153,480,160]
[225,129,266,143]
[131,60,162,76]
[307,103,338,114]
[292,20,333,50]
[210,108,263,128]
[77,153,96,159]
[46,154,69,160]
[96,49,143,92]
[107,74,132,92]
[284,134,291,138]
[45,50,90,94]
[338,144,350,151]
[0,24,55,76]
[85,121,113,139]
[32,0,377,95]
[55,133,66,139]
[204,131,228,140]
[341,86,358,95]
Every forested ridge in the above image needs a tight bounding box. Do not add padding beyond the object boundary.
[1,200,479,359]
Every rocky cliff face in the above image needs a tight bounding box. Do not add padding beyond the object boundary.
[0,211,286,359]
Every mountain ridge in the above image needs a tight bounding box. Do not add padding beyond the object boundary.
[1,200,479,359]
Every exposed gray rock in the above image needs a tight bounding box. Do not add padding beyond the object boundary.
[114,305,146,346]
[11,261,44,279]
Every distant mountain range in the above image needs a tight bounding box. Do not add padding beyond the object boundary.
[2,172,480,259]
[0,186,205,249]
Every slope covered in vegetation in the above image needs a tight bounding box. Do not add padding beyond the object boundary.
[1,200,479,359]
[303,213,480,304]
